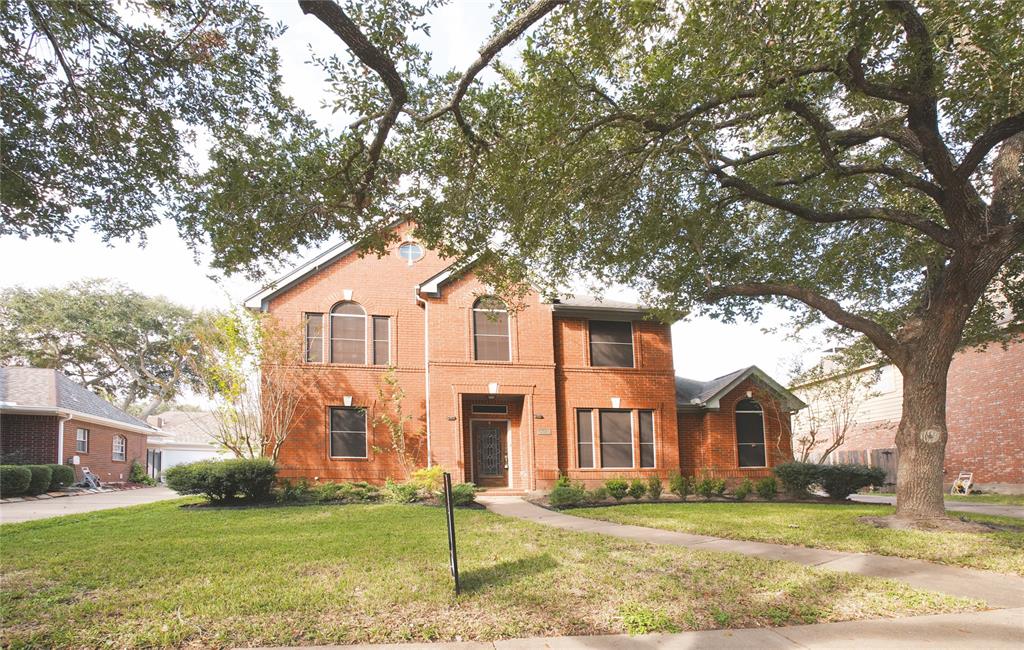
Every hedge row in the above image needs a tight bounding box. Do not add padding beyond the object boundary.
[165,458,276,503]
[774,461,886,499]
[0,464,76,497]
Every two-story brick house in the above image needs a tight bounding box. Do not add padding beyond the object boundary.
[245,222,803,490]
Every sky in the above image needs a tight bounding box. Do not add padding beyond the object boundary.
[0,0,816,386]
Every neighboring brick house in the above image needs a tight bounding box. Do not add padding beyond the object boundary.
[791,337,1024,493]
[245,222,803,490]
[0,367,157,484]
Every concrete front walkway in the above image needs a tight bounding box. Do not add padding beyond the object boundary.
[850,493,1024,519]
[478,496,1024,608]
[0,486,179,524]
[254,607,1024,649]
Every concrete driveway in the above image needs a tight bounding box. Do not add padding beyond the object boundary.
[0,486,180,524]
[850,493,1024,518]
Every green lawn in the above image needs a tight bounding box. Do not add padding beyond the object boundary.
[867,492,1024,506]
[0,501,980,648]
[571,502,1024,575]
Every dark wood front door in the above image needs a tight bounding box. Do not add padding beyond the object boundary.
[472,420,508,488]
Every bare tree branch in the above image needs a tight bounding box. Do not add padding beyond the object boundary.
[957,112,1024,180]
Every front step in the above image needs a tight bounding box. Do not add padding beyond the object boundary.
[476,488,527,496]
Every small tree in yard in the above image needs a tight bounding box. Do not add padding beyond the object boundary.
[192,311,311,463]
[372,368,426,480]
[791,361,879,464]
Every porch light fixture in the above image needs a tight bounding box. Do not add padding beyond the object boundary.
[488,382,499,394]
[611,397,621,409]
[343,395,353,406]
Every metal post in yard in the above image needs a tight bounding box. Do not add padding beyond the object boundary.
[443,471,461,595]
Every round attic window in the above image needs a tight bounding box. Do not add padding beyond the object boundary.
[398,242,424,263]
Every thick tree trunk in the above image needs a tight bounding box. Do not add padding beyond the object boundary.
[893,354,953,521]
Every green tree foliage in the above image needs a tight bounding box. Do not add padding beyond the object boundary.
[0,280,207,416]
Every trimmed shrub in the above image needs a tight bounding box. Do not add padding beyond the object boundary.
[734,478,753,501]
[646,476,663,500]
[276,479,311,503]
[818,464,887,500]
[554,474,572,488]
[628,478,646,500]
[165,458,277,503]
[339,481,379,502]
[605,478,629,501]
[0,465,32,497]
[586,486,609,503]
[25,465,53,496]
[128,460,156,486]
[755,477,778,500]
[382,479,420,503]
[773,461,822,497]
[411,466,445,493]
[695,477,726,500]
[549,482,587,508]
[46,464,76,490]
[669,472,691,499]
[441,482,477,507]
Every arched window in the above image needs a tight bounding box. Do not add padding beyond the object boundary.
[735,398,766,468]
[330,301,366,364]
[112,435,127,462]
[473,296,510,361]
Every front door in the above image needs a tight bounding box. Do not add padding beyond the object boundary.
[472,420,509,488]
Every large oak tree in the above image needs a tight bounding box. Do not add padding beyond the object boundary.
[3,0,1022,522]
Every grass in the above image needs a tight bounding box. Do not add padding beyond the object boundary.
[0,500,981,648]
[571,502,1024,575]
[866,491,1024,506]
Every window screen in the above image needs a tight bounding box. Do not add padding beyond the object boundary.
[331,302,366,364]
[473,297,511,361]
[599,410,633,468]
[76,428,89,453]
[330,407,367,458]
[639,410,655,468]
[372,316,390,365]
[577,409,594,468]
[305,313,323,362]
[589,321,634,367]
[736,399,766,467]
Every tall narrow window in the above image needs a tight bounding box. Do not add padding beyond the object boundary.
[736,398,766,467]
[76,428,89,453]
[639,410,655,468]
[576,409,594,468]
[599,410,633,468]
[473,297,511,361]
[305,313,324,362]
[589,321,634,367]
[372,316,390,365]
[112,435,126,461]
[330,302,366,364]
[330,407,367,458]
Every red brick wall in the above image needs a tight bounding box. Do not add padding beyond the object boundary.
[831,339,1024,487]
[265,223,679,489]
[0,414,60,464]
[62,418,148,484]
[679,378,794,484]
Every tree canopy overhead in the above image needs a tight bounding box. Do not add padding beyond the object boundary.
[4,0,1023,522]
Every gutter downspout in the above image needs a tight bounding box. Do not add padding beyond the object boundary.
[57,411,72,465]
[414,286,432,467]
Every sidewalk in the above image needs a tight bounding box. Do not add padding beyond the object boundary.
[252,607,1024,649]
[477,496,1024,608]
[0,486,179,524]
[850,493,1024,519]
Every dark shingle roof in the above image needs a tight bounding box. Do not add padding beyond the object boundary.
[675,365,806,411]
[0,367,155,431]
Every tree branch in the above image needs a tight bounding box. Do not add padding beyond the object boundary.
[957,112,1024,180]
[705,282,902,360]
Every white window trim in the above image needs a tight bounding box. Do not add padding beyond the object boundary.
[305,312,325,363]
[598,409,635,469]
[639,409,656,469]
[329,406,369,459]
[398,242,425,265]
[472,299,512,362]
[76,427,89,453]
[112,435,127,462]
[575,408,595,469]
[330,303,368,365]
[371,315,391,366]
[588,321,636,368]
[736,402,768,468]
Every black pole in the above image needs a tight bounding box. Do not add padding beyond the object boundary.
[443,471,460,595]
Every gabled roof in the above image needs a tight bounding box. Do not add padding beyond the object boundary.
[0,367,157,433]
[417,257,480,298]
[146,410,223,448]
[675,365,806,412]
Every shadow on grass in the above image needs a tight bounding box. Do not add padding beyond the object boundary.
[459,553,559,593]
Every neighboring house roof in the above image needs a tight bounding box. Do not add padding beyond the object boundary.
[146,410,224,450]
[0,367,157,434]
[675,365,806,412]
